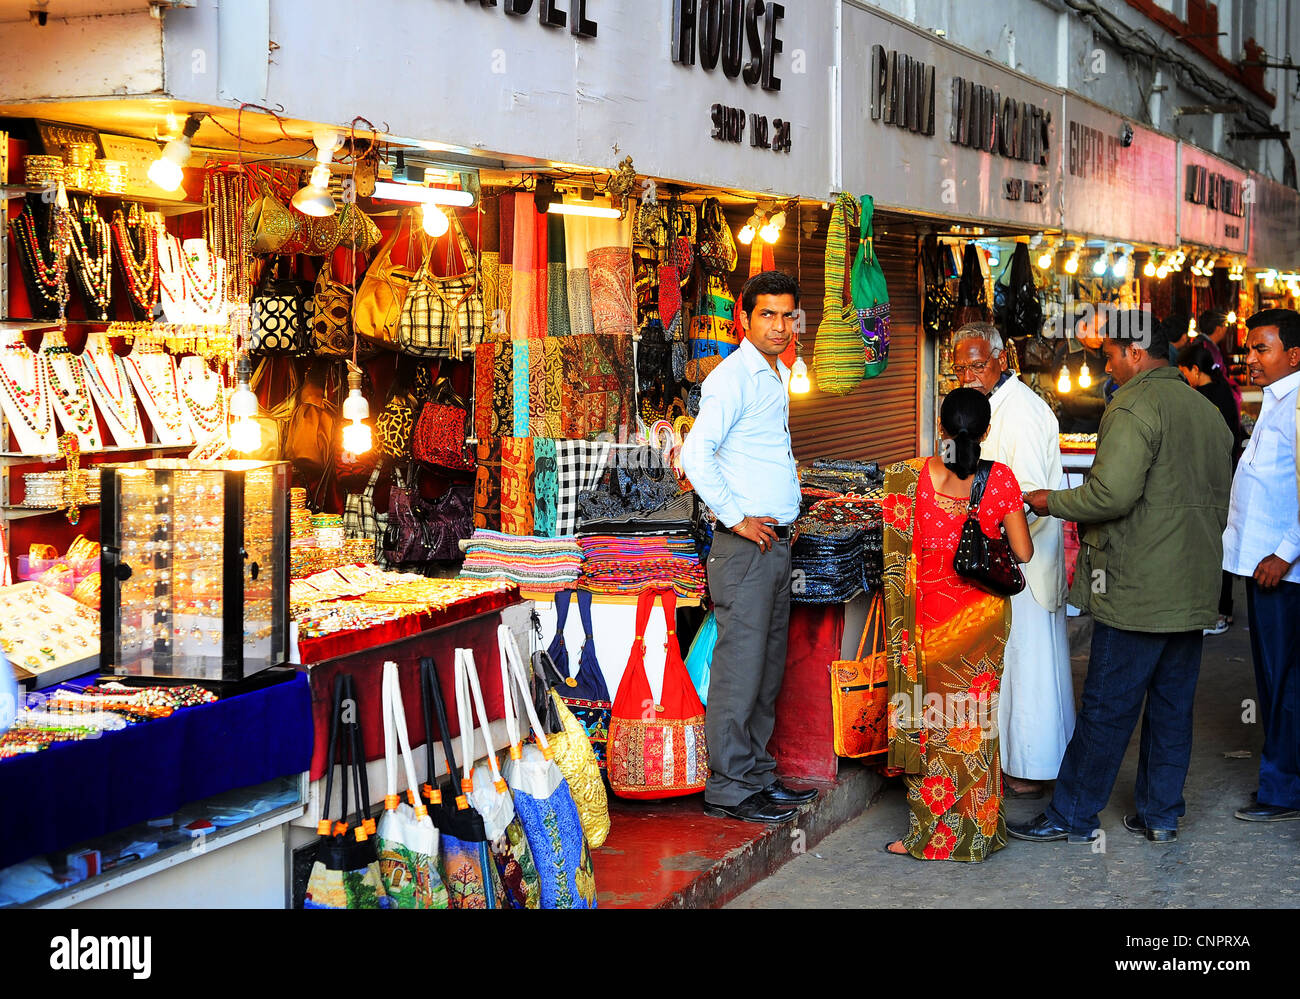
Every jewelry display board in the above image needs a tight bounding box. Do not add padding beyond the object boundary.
[43,347,104,450]
[79,342,147,447]
[0,342,59,455]
[122,352,194,446]
[0,581,98,689]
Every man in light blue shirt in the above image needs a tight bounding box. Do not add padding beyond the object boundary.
[680,270,813,824]
[1222,308,1300,823]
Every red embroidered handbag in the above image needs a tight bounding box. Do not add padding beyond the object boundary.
[607,587,710,800]
[413,376,473,471]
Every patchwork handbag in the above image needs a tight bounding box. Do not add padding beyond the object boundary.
[830,592,890,759]
[607,587,710,800]
[850,193,890,378]
[305,673,392,909]
[376,661,451,909]
[458,647,542,910]
[250,256,312,358]
[419,656,504,910]
[538,589,612,771]
[696,197,738,273]
[498,625,597,908]
[813,193,867,396]
[690,272,740,363]
[397,209,484,359]
[413,377,473,471]
[354,209,426,349]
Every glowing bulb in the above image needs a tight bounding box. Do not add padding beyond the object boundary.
[1113,255,1129,278]
[342,421,372,456]
[422,204,449,237]
[1093,255,1108,276]
[147,154,185,193]
[229,417,262,453]
[1037,251,1053,269]
[760,222,780,243]
[1078,361,1092,388]
[789,356,811,395]
[737,224,756,245]
[1144,259,1156,277]
[1156,265,1169,279]
[1226,310,1237,324]
[1064,255,1079,275]
[1057,367,1072,393]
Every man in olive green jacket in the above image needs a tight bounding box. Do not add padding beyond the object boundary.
[1010,310,1233,845]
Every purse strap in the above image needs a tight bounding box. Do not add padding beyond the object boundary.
[431,375,467,411]
[965,460,994,515]
[823,192,858,314]
[419,655,459,807]
[498,624,555,757]
[382,661,426,815]
[344,673,374,838]
[318,672,347,834]
[456,647,507,794]
[575,588,600,671]
[855,592,886,661]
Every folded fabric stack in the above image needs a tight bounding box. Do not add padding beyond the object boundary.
[799,458,886,497]
[791,521,866,604]
[459,530,582,592]
[578,533,707,598]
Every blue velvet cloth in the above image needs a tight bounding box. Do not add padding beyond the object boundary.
[0,672,313,870]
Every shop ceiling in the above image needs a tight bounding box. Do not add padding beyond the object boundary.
[0,0,187,23]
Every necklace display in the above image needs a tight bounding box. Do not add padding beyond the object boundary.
[156,232,187,324]
[80,338,145,446]
[0,339,58,453]
[177,355,226,438]
[124,351,193,445]
[8,206,65,320]
[66,194,113,321]
[41,329,103,450]
[111,205,160,317]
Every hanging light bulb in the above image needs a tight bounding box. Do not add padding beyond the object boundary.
[228,356,262,453]
[1037,248,1054,269]
[1057,366,1073,393]
[789,355,811,395]
[421,203,450,237]
[1143,256,1157,277]
[341,364,372,456]
[1064,253,1079,275]
[292,129,342,217]
[1078,360,1093,388]
[1226,310,1237,324]
[149,113,202,192]
[1112,253,1130,278]
[1264,270,1277,288]
[1093,253,1109,276]
[1156,263,1169,279]
[737,223,756,245]
[760,208,780,242]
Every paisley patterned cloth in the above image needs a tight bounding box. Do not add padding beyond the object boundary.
[500,436,535,536]
[490,340,514,438]
[474,439,503,531]
[559,333,633,439]
[546,215,571,337]
[533,436,559,537]
[567,269,594,336]
[542,336,564,438]
[528,336,547,438]
[588,246,635,335]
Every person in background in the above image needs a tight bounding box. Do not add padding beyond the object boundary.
[680,270,817,824]
[952,323,1073,799]
[1179,339,1246,637]
[1165,314,1192,356]
[1197,309,1243,417]
[1222,308,1300,824]
[1013,313,1232,845]
[881,388,1033,861]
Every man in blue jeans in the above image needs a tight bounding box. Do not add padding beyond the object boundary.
[1016,311,1233,844]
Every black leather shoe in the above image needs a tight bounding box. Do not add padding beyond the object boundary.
[704,792,798,824]
[1123,814,1178,842]
[1234,803,1300,822]
[1007,812,1070,843]
[762,780,819,805]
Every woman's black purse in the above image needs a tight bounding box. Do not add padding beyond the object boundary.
[952,461,1026,597]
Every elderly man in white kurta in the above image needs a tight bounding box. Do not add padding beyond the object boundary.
[953,324,1075,797]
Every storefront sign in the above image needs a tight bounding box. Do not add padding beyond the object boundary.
[671,0,787,92]
[710,102,793,151]
[1178,144,1247,253]
[1060,96,1177,246]
[841,5,1058,228]
[452,0,598,38]
[1247,171,1300,269]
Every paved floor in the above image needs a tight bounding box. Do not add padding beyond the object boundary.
[730,592,1300,909]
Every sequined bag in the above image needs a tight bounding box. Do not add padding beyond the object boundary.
[607,587,709,800]
[413,377,473,471]
[696,197,738,273]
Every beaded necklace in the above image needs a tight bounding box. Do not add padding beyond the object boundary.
[67,198,112,315]
[156,233,187,321]
[177,356,225,435]
[9,211,64,307]
[0,342,55,438]
[126,353,188,439]
[42,345,98,441]
[110,209,159,312]
[81,346,143,439]
[180,244,223,315]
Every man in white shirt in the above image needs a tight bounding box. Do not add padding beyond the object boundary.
[680,270,815,824]
[1222,308,1300,823]
[953,324,1074,799]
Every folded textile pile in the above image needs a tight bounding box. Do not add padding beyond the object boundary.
[578,532,707,598]
[799,458,885,497]
[460,530,582,592]
[792,494,885,603]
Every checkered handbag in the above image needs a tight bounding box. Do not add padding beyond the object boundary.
[397,209,484,359]
[250,257,312,357]
[343,467,388,565]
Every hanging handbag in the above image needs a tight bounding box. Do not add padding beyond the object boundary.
[375,356,432,461]
[305,673,392,909]
[498,626,598,908]
[689,272,741,363]
[633,201,670,250]
[250,256,312,358]
[813,193,867,397]
[382,465,474,565]
[397,209,484,359]
[243,356,299,461]
[344,466,387,564]
[458,647,542,910]
[334,201,381,255]
[353,210,426,348]
[953,241,991,328]
[311,256,383,359]
[538,589,612,771]
[850,194,891,378]
[376,661,451,909]
[952,460,1026,597]
[413,376,473,471]
[995,241,1045,341]
[246,177,298,255]
[830,592,889,759]
[683,609,716,707]
[607,587,710,800]
[283,357,342,494]
[696,197,738,273]
[418,656,504,910]
[546,690,610,850]
[921,233,956,337]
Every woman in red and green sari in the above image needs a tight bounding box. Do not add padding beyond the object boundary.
[882,388,1034,861]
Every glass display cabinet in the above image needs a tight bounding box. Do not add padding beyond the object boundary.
[99,459,291,688]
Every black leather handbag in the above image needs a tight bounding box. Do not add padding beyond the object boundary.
[250,257,313,357]
[921,233,955,337]
[952,461,1026,597]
